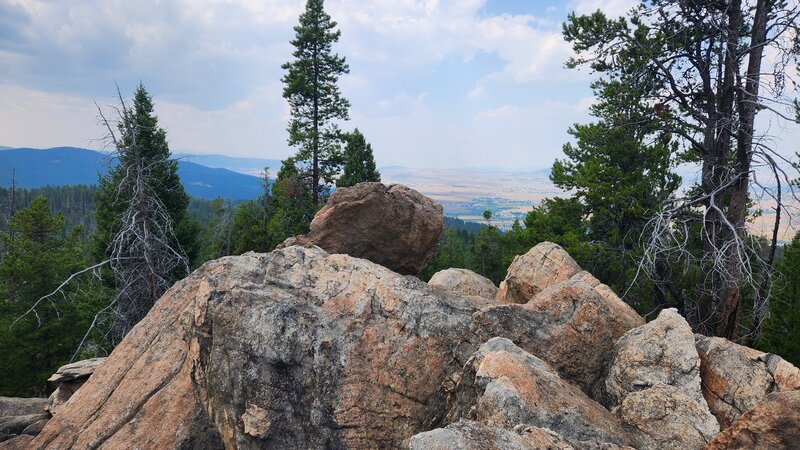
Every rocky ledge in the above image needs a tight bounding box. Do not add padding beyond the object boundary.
[5,182,799,450]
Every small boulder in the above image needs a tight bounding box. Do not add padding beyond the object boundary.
[704,390,800,450]
[445,337,630,446]
[408,420,578,450]
[604,308,706,408]
[282,182,444,275]
[496,242,581,304]
[616,384,719,450]
[429,268,498,299]
[695,335,774,428]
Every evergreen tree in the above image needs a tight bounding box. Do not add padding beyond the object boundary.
[759,233,800,366]
[563,1,800,339]
[336,129,380,188]
[0,198,96,395]
[93,83,197,343]
[282,0,350,205]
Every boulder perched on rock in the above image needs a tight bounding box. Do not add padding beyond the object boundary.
[605,308,706,408]
[445,338,630,446]
[695,335,774,428]
[474,279,642,393]
[496,242,581,303]
[281,182,444,275]
[704,390,800,449]
[429,268,498,298]
[616,384,719,450]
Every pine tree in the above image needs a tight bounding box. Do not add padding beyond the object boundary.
[0,197,90,395]
[336,129,380,188]
[94,83,197,343]
[282,0,350,205]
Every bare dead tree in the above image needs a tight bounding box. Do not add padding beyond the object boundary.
[12,84,191,358]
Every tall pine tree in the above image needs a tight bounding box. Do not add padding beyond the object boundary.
[336,129,380,188]
[282,0,350,205]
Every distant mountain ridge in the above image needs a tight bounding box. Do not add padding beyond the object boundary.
[0,147,266,200]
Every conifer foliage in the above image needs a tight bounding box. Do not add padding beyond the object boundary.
[282,0,350,205]
[336,129,380,188]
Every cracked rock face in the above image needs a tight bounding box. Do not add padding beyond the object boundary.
[704,390,800,450]
[429,268,498,299]
[282,182,444,275]
[695,335,774,428]
[496,242,581,304]
[615,384,719,450]
[604,308,706,408]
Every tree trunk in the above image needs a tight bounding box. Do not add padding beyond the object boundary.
[718,0,770,341]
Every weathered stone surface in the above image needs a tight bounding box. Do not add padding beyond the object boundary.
[496,242,581,304]
[46,357,105,383]
[409,420,578,450]
[604,308,705,408]
[730,344,800,392]
[0,435,33,450]
[281,182,444,275]
[474,280,642,393]
[704,390,800,450]
[695,335,774,428]
[20,419,48,436]
[0,398,48,418]
[569,271,644,333]
[193,247,495,449]
[0,414,49,437]
[446,338,630,447]
[29,261,226,450]
[45,382,83,416]
[617,384,719,450]
[429,268,498,299]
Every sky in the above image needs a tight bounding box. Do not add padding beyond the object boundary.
[0,0,797,170]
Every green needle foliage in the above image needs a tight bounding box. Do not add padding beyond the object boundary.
[336,129,380,188]
[0,198,102,396]
[282,0,350,205]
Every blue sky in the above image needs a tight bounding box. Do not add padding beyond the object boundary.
[0,0,796,170]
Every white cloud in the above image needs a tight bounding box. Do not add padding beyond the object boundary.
[568,0,638,17]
